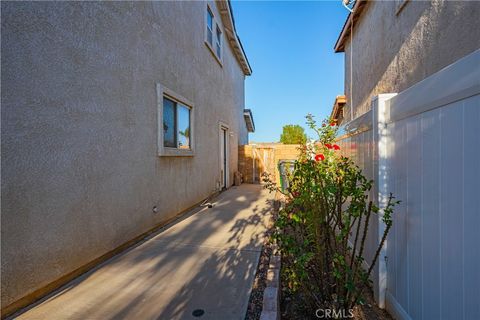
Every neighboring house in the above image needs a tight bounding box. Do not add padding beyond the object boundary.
[332,1,480,320]
[335,0,480,124]
[330,95,346,126]
[1,1,254,316]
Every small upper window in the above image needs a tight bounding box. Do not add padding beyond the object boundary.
[215,25,222,58]
[205,5,222,63]
[163,97,191,150]
[206,8,214,46]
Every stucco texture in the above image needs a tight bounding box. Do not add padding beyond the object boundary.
[342,0,480,122]
[1,1,249,312]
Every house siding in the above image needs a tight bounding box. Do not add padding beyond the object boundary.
[343,0,480,122]
[239,117,250,146]
[1,1,248,312]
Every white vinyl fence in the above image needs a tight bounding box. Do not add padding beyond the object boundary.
[337,49,480,320]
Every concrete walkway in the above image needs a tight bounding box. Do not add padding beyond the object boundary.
[13,184,272,320]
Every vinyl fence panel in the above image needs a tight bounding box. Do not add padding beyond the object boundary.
[337,49,480,320]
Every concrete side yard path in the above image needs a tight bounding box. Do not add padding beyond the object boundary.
[12,184,273,320]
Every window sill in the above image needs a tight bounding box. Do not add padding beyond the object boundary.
[159,147,195,157]
[205,41,223,67]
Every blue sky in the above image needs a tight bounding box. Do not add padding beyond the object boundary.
[231,1,348,142]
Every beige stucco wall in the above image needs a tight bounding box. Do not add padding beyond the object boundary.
[1,1,249,311]
[342,0,480,122]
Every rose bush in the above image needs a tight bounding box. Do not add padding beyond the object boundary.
[263,114,399,313]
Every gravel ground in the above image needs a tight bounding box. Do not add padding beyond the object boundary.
[244,204,277,320]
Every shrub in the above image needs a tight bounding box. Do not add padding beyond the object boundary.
[263,114,399,311]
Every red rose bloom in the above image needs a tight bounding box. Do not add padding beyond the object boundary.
[333,144,340,150]
[325,143,333,149]
[330,123,336,127]
[315,154,325,162]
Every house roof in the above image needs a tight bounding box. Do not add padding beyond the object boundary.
[330,95,347,124]
[334,0,369,53]
[216,1,252,75]
[244,109,255,132]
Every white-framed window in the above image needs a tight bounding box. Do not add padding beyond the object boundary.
[205,4,223,63]
[157,84,195,157]
[206,7,214,47]
[215,24,222,59]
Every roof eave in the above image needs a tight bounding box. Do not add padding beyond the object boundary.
[216,0,252,76]
[330,95,347,120]
[334,0,368,53]
[244,109,255,132]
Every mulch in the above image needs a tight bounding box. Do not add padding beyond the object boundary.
[281,279,393,319]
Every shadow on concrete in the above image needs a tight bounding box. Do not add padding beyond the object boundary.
[13,184,273,320]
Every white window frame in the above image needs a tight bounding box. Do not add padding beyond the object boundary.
[156,83,195,157]
[205,3,223,65]
[206,6,214,47]
[215,24,223,59]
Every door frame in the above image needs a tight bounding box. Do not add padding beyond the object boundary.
[218,122,230,189]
